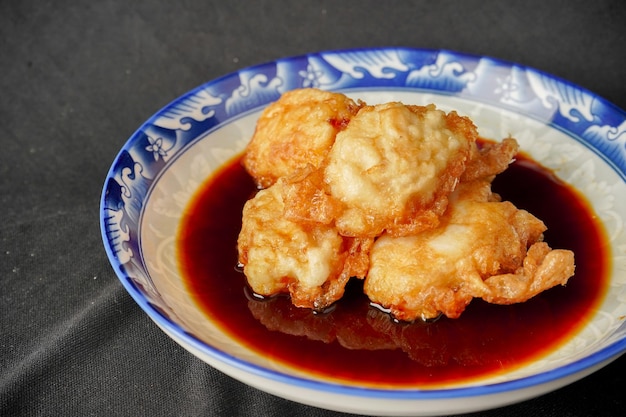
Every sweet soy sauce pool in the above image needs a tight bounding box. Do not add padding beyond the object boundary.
[178,150,609,388]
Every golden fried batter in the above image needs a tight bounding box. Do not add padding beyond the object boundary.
[323,102,477,237]
[243,88,363,188]
[364,178,575,321]
[237,89,576,320]
[237,178,371,310]
[462,137,520,182]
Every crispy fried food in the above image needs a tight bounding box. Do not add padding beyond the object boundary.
[237,89,576,320]
[462,137,520,182]
[323,102,477,237]
[364,177,576,321]
[237,178,372,310]
[242,88,363,188]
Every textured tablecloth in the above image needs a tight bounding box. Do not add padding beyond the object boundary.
[2,1,625,416]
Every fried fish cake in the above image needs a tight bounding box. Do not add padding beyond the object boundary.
[323,102,477,237]
[364,178,575,321]
[237,178,372,310]
[242,88,363,188]
[238,89,576,319]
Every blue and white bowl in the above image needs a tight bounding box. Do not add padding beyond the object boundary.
[100,47,626,416]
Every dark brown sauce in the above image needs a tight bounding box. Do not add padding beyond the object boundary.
[177,152,610,388]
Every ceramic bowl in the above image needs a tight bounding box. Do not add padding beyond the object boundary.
[100,47,626,416]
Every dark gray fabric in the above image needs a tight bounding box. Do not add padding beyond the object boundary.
[1,0,625,415]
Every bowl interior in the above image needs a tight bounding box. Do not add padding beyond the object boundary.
[136,89,626,388]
